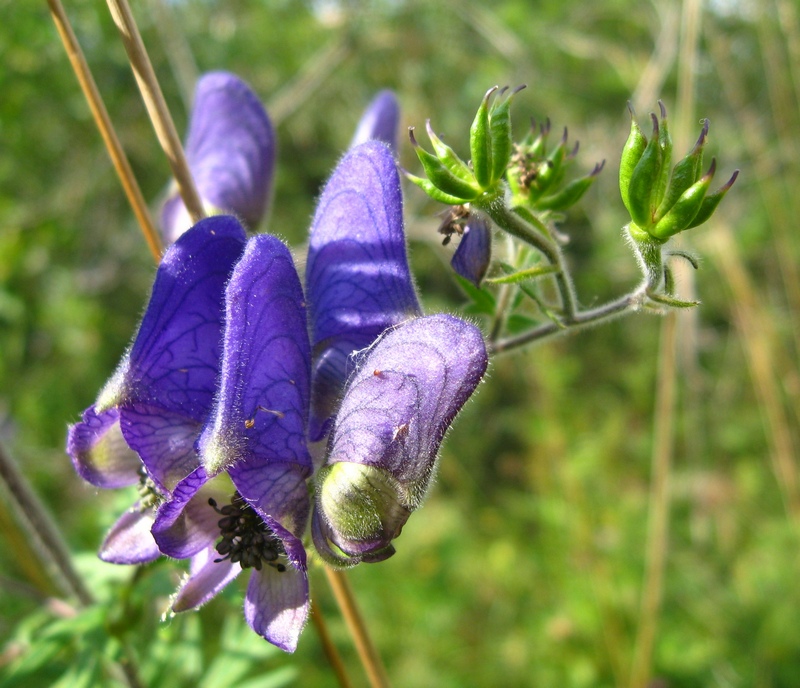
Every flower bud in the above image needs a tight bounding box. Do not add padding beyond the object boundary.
[655,119,708,221]
[409,127,482,201]
[620,103,737,241]
[650,159,715,240]
[619,104,648,217]
[407,85,524,205]
[312,314,488,566]
[508,120,602,212]
[626,113,664,228]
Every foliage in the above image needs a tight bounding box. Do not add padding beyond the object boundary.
[2,0,799,685]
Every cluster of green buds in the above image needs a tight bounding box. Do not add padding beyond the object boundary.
[507,119,605,213]
[407,85,525,204]
[620,102,738,244]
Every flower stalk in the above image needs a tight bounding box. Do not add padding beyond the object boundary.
[409,92,737,352]
[324,568,392,688]
[46,0,163,261]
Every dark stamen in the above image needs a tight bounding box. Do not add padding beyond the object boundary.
[209,493,287,572]
[137,466,162,511]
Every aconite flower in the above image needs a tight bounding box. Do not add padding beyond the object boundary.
[152,233,312,653]
[450,214,492,287]
[312,314,488,566]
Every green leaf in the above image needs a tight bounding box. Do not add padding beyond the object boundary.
[453,274,496,315]
[486,263,558,285]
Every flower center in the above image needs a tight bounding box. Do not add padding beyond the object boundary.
[208,494,287,572]
[137,466,163,511]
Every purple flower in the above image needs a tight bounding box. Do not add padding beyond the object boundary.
[161,72,276,243]
[349,90,401,153]
[312,314,488,566]
[71,110,488,652]
[67,216,247,562]
[151,233,312,652]
[451,216,492,287]
[306,141,421,440]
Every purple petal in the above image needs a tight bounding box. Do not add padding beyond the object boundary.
[311,508,395,567]
[98,217,246,424]
[67,407,140,489]
[306,142,421,439]
[328,314,487,484]
[118,405,201,493]
[244,565,309,653]
[349,90,400,153]
[161,72,276,242]
[198,234,311,477]
[99,507,162,564]
[151,466,233,559]
[451,217,492,287]
[172,546,241,612]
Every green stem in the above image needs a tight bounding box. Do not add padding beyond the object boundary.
[474,195,578,320]
[0,440,93,606]
[489,287,646,354]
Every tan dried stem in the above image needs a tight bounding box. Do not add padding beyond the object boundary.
[46,0,163,261]
[105,0,205,224]
[324,568,392,688]
[627,312,678,688]
[310,602,355,688]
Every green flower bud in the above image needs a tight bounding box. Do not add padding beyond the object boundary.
[684,168,739,230]
[654,101,673,208]
[507,118,601,213]
[410,85,526,205]
[489,85,525,182]
[621,105,735,240]
[655,119,708,222]
[650,159,716,240]
[536,160,605,211]
[409,127,481,201]
[469,86,496,188]
[425,120,475,182]
[627,113,664,228]
[405,172,468,205]
[619,103,648,217]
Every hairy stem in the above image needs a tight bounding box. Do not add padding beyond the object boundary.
[475,195,578,320]
[489,287,646,354]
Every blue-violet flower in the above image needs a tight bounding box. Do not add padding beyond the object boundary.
[152,232,312,652]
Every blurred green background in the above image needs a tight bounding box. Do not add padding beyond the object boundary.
[2,0,799,686]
